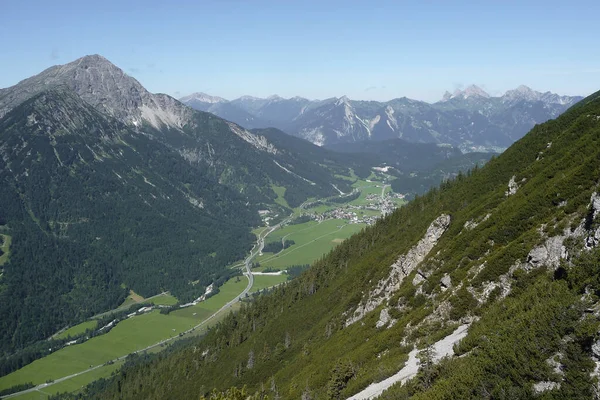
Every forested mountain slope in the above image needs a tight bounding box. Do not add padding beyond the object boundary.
[83,90,600,399]
[0,55,354,209]
[0,87,259,355]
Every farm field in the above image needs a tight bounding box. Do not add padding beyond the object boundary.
[270,184,289,208]
[109,290,145,312]
[147,293,178,306]
[0,276,249,393]
[348,184,384,206]
[250,274,289,293]
[256,219,365,269]
[54,320,98,340]
[33,361,124,399]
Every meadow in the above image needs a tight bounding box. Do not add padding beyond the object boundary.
[54,321,98,340]
[0,277,249,394]
[250,274,289,293]
[255,219,365,269]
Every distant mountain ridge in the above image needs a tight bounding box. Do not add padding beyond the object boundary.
[181,85,582,150]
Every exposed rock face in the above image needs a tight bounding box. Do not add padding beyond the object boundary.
[375,308,396,329]
[505,175,518,196]
[463,213,491,231]
[527,236,567,269]
[592,340,600,359]
[525,192,600,270]
[533,381,561,394]
[0,55,193,130]
[412,270,428,286]
[471,269,513,304]
[591,193,600,218]
[586,192,600,248]
[440,274,452,291]
[346,214,451,326]
[226,122,277,154]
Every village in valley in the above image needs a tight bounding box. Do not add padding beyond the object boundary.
[314,191,406,225]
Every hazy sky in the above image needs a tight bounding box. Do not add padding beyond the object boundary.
[1,0,599,102]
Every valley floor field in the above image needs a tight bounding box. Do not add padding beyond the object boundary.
[0,279,249,398]
[255,219,365,270]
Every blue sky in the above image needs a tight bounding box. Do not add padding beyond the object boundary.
[1,0,598,102]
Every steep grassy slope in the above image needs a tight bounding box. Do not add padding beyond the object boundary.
[66,91,600,399]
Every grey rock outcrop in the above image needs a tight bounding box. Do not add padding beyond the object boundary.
[375,308,396,329]
[440,274,452,291]
[505,176,518,196]
[592,340,600,359]
[527,236,567,269]
[533,382,560,394]
[586,192,600,248]
[346,214,451,326]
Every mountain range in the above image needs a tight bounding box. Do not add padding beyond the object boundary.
[88,89,600,400]
[181,85,582,151]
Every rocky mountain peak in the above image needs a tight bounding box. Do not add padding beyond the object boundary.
[445,85,490,100]
[462,84,490,99]
[335,95,350,106]
[515,84,534,93]
[503,85,540,102]
[179,92,226,104]
[0,54,192,130]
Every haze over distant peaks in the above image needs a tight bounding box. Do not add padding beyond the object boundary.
[181,84,583,150]
[178,92,227,104]
[439,85,491,102]
[502,85,577,105]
